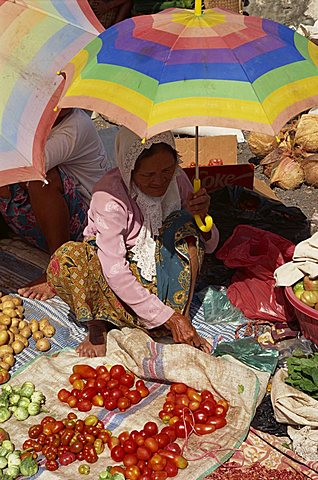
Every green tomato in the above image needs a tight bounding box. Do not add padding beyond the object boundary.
[78,464,90,475]
[19,382,35,399]
[2,440,14,453]
[8,394,20,406]
[13,406,29,421]
[0,456,7,468]
[18,397,30,409]
[27,402,41,416]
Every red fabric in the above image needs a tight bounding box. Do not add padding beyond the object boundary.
[216,226,295,322]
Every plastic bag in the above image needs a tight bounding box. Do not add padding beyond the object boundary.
[197,285,247,325]
[214,337,278,374]
[216,225,296,323]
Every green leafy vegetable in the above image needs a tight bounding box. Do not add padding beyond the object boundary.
[285,353,318,398]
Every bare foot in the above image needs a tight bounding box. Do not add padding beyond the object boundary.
[18,272,55,301]
[76,319,108,358]
[76,335,106,358]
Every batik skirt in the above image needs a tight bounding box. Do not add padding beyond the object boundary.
[47,211,204,333]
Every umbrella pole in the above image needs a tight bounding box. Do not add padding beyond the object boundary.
[193,126,213,233]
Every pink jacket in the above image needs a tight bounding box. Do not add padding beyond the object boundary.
[84,168,219,329]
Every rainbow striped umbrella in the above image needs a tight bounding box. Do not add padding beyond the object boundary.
[0,0,103,187]
[59,1,318,139]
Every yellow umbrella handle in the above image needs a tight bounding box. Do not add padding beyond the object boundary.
[193,178,213,233]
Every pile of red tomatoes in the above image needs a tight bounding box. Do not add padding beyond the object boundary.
[159,383,228,436]
[22,413,111,471]
[57,364,149,413]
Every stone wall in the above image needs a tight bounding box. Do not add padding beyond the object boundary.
[245,0,318,26]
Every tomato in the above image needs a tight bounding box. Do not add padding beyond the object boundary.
[168,416,179,426]
[80,387,98,401]
[58,446,69,456]
[84,433,95,444]
[110,388,122,401]
[144,437,159,453]
[166,443,181,455]
[125,465,141,480]
[151,473,168,480]
[136,379,145,389]
[195,423,216,435]
[61,429,75,446]
[110,466,126,475]
[37,434,46,446]
[51,421,65,434]
[107,378,119,389]
[123,453,138,467]
[68,412,78,420]
[171,383,187,394]
[83,445,98,464]
[144,422,158,437]
[46,459,59,471]
[175,395,189,407]
[86,379,96,388]
[118,431,130,444]
[76,451,85,461]
[193,410,208,423]
[60,452,76,465]
[164,459,178,477]
[95,377,107,391]
[217,398,229,413]
[78,464,91,475]
[166,392,176,403]
[149,453,167,471]
[69,440,84,453]
[215,404,227,417]
[94,439,104,455]
[188,401,200,411]
[174,420,192,439]
[58,388,71,402]
[159,411,171,424]
[138,387,150,398]
[201,390,215,402]
[119,385,130,396]
[161,426,177,443]
[186,388,201,403]
[108,436,120,449]
[67,395,78,408]
[137,459,147,472]
[127,390,142,405]
[73,364,97,379]
[73,379,85,390]
[41,416,56,426]
[137,446,152,461]
[111,444,125,462]
[173,455,188,469]
[172,405,186,417]
[207,416,227,430]
[77,399,92,412]
[28,424,43,439]
[71,388,81,399]
[91,394,104,407]
[31,441,43,452]
[110,364,126,379]
[119,373,134,388]
[96,365,109,376]
[118,396,131,411]
[69,372,81,384]
[200,400,216,416]
[98,429,111,443]
[42,423,53,436]
[135,433,145,446]
[124,439,138,454]
[156,433,170,449]
[163,402,174,413]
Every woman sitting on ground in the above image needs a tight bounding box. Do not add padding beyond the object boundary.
[47,127,219,357]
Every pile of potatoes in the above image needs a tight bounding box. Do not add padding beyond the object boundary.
[0,293,56,373]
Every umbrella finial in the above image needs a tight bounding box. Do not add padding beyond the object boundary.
[195,0,202,15]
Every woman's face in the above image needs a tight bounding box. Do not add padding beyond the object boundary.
[132,145,176,197]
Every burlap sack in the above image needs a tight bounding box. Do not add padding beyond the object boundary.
[295,114,318,152]
[271,368,318,426]
[7,328,269,480]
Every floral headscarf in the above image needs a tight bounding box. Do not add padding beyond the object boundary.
[115,126,181,281]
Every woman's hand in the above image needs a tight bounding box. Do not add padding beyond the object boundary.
[186,188,210,220]
[165,312,212,353]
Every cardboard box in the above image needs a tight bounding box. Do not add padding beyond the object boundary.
[175,136,237,167]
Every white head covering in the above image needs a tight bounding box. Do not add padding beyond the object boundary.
[115,126,181,281]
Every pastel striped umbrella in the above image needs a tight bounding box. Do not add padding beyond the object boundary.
[0,0,103,187]
[59,1,318,139]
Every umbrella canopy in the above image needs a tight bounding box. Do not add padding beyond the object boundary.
[58,5,318,139]
[0,0,103,187]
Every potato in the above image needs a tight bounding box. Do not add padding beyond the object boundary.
[7,331,14,345]
[29,319,39,333]
[42,325,55,338]
[12,297,22,307]
[0,325,7,332]
[2,354,15,367]
[0,361,10,371]
[14,334,28,347]
[36,338,51,352]
[11,340,24,354]
[0,331,9,346]
[0,314,11,326]
[1,295,14,303]
[18,320,27,330]
[19,327,31,339]
[2,301,14,310]
[0,345,13,356]
[9,326,19,335]
[10,318,19,328]
[39,318,49,331]
[32,331,44,341]
[2,308,16,318]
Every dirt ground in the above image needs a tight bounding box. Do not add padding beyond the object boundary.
[237,141,318,234]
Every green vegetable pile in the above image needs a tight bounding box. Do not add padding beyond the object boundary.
[99,467,125,480]
[285,353,318,398]
[0,382,46,423]
[0,435,38,479]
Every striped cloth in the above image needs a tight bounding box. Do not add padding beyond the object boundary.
[0,250,244,374]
